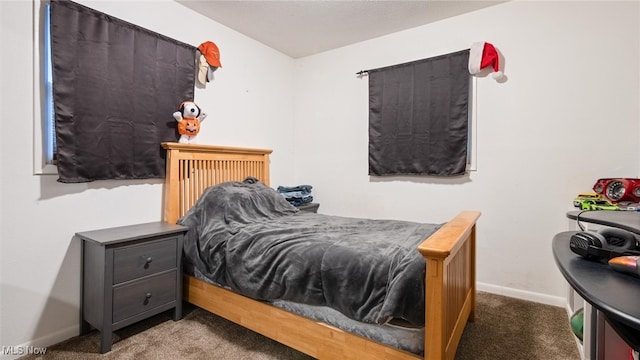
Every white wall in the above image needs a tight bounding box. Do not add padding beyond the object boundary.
[292,0,640,304]
[0,0,296,356]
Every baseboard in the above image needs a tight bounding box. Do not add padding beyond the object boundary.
[0,325,77,360]
[477,282,566,307]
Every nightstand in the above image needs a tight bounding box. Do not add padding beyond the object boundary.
[76,222,188,353]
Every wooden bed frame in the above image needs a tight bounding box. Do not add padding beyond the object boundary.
[161,142,480,360]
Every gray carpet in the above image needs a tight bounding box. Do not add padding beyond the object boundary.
[20,292,580,360]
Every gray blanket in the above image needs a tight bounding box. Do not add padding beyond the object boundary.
[178,181,441,326]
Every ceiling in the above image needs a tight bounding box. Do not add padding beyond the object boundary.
[177,1,506,58]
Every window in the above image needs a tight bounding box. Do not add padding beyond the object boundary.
[468,76,477,171]
[368,50,474,177]
[33,0,56,175]
[43,2,56,166]
[35,0,196,182]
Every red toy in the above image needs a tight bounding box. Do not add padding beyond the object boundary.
[593,178,640,203]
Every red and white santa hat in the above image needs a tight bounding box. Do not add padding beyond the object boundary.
[468,42,504,80]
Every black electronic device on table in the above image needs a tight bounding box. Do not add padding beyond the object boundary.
[569,227,640,277]
[569,227,640,262]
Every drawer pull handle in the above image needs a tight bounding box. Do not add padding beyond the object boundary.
[144,292,152,305]
[146,257,153,264]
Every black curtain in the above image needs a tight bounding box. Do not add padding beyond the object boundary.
[368,49,470,177]
[50,0,195,183]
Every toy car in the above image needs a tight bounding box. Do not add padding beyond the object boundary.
[573,192,602,206]
[573,197,619,211]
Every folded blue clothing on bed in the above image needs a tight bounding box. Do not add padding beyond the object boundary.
[277,184,313,193]
[281,194,313,206]
[178,180,442,326]
[277,185,314,206]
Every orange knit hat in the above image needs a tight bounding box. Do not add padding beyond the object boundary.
[197,41,222,68]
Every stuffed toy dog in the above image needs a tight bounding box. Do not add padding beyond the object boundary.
[173,101,207,143]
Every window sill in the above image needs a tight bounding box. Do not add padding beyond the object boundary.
[34,163,57,175]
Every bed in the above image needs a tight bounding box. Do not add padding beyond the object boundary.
[161,142,480,360]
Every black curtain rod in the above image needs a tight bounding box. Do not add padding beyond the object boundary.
[356,48,472,77]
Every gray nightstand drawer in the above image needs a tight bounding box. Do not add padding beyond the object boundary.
[113,238,177,284]
[112,271,177,323]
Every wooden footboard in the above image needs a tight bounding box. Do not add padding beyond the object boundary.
[161,142,480,360]
[419,211,480,360]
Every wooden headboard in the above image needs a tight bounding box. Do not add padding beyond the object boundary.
[161,142,272,224]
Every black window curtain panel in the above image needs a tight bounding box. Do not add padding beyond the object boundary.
[368,49,470,177]
[50,0,195,183]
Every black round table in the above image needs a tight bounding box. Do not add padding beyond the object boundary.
[554,219,640,350]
